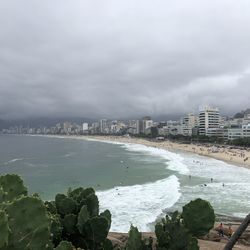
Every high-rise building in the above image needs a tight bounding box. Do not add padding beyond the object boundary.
[63,122,72,133]
[180,113,197,136]
[128,120,140,134]
[90,122,99,134]
[199,106,220,136]
[82,123,88,131]
[141,116,153,133]
[100,119,108,133]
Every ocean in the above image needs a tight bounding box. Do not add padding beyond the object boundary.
[0,134,250,232]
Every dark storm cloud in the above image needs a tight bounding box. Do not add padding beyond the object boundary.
[0,0,250,119]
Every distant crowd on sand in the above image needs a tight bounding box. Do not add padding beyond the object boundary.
[150,139,250,167]
[191,144,249,163]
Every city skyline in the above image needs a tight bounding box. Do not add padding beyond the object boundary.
[2,105,250,142]
[0,1,250,119]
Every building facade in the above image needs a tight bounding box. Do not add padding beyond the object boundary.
[199,106,220,136]
[180,113,197,136]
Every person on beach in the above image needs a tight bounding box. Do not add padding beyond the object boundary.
[228,225,233,238]
[218,223,224,237]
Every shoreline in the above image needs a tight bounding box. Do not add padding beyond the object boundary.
[12,133,250,169]
[3,134,250,248]
[81,135,250,169]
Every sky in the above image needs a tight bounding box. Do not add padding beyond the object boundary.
[0,0,250,120]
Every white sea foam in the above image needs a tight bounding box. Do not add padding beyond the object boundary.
[4,158,24,164]
[97,175,181,232]
[182,153,250,182]
[85,139,190,175]
[171,152,250,217]
[62,152,76,158]
[121,143,189,175]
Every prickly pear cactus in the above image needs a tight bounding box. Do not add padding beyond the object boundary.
[155,213,199,250]
[82,187,95,198]
[68,187,95,211]
[0,187,5,206]
[67,187,85,210]
[52,186,112,249]
[68,187,85,201]
[125,225,143,250]
[84,216,110,248]
[86,193,99,217]
[62,214,77,235]
[182,198,215,237]
[50,214,63,246]
[100,209,111,231]
[0,174,27,203]
[0,210,10,248]
[103,238,114,250]
[45,201,57,215]
[155,222,170,248]
[77,205,89,234]
[55,194,77,216]
[6,196,52,250]
[55,241,74,250]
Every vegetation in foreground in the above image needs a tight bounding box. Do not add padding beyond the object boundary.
[0,174,216,249]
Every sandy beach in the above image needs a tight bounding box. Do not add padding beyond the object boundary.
[82,135,250,169]
[108,230,250,250]
[85,135,250,248]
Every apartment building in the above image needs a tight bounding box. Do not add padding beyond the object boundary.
[199,106,220,136]
[180,113,197,136]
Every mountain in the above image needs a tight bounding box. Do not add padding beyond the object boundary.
[0,117,95,129]
[234,108,250,119]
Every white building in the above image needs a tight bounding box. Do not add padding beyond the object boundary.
[63,121,72,133]
[158,126,170,136]
[228,128,243,140]
[242,124,250,138]
[180,113,197,136]
[82,123,88,131]
[199,106,220,136]
[227,124,250,140]
[128,120,140,134]
[145,120,153,130]
[141,116,153,133]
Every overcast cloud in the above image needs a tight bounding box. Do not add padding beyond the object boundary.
[0,0,250,119]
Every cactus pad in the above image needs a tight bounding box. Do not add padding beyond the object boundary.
[0,174,27,203]
[6,196,51,250]
[55,241,74,250]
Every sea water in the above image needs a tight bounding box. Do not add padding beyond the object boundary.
[0,134,250,232]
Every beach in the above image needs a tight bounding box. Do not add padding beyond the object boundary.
[1,134,250,249]
[108,229,250,249]
[81,135,250,169]
[85,135,250,248]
